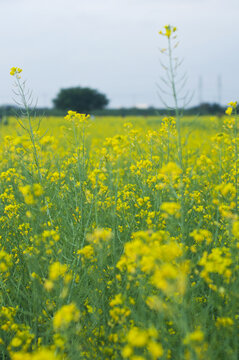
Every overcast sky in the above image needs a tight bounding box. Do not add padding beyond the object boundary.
[1,0,238,108]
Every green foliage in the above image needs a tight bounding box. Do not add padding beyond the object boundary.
[53,87,109,113]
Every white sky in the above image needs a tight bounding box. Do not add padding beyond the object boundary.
[1,0,238,108]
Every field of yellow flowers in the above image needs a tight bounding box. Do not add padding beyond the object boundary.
[0,93,239,360]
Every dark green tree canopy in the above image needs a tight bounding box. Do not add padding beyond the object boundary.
[53,87,109,113]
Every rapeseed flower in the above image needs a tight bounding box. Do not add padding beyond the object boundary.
[159,25,177,38]
[10,67,22,76]
[53,303,80,330]
[225,107,233,116]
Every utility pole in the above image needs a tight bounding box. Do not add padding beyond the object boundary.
[217,75,222,105]
[198,76,203,105]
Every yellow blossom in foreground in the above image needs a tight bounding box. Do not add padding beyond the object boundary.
[44,280,54,291]
[228,101,237,108]
[19,184,43,205]
[86,227,112,246]
[110,294,123,307]
[190,229,212,244]
[33,183,43,197]
[161,201,180,217]
[49,261,68,281]
[0,250,12,273]
[123,327,163,359]
[77,244,94,259]
[127,327,148,347]
[183,328,204,345]
[199,248,232,285]
[146,296,162,311]
[147,341,164,358]
[225,107,233,115]
[11,337,22,348]
[232,221,239,238]
[53,303,80,330]
[11,347,62,360]
[122,345,133,358]
[216,182,235,198]
[160,161,182,179]
[216,317,234,328]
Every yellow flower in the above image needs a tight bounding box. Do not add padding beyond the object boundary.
[11,337,22,348]
[77,244,94,259]
[184,328,204,344]
[64,110,90,126]
[159,25,176,38]
[33,183,43,197]
[44,280,54,291]
[127,327,148,347]
[190,229,212,244]
[147,341,164,358]
[225,107,233,115]
[161,202,180,218]
[49,262,68,281]
[160,161,182,179]
[122,345,133,358]
[199,248,232,284]
[19,184,43,204]
[10,67,22,77]
[53,303,80,330]
[165,25,172,38]
[228,101,237,108]
[0,250,12,273]
[86,228,112,245]
[216,317,234,328]
[232,221,239,238]
[11,347,62,360]
[110,294,123,307]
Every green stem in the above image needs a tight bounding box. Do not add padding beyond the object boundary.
[15,76,53,225]
[168,37,182,168]
[234,108,238,213]
[168,36,185,239]
[16,77,42,180]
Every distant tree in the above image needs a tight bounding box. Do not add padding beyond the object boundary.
[53,87,109,113]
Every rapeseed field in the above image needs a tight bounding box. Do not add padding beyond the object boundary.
[1,105,238,359]
[1,28,239,360]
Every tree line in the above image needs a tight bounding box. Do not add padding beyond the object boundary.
[0,84,230,120]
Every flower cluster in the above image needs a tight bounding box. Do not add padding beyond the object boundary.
[159,25,177,38]
[64,110,90,127]
[10,67,22,78]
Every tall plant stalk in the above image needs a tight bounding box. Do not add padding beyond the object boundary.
[10,67,53,224]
